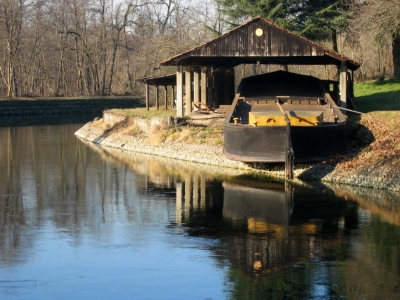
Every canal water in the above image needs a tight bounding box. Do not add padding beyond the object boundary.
[1,116,400,300]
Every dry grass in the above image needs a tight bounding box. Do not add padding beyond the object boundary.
[336,112,400,170]
[110,107,176,118]
[326,80,400,172]
[146,125,224,146]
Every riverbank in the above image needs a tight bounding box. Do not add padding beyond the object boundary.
[75,109,400,192]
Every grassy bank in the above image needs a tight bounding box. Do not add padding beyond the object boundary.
[354,79,400,112]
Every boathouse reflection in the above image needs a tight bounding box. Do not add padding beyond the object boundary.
[173,174,357,276]
[85,145,358,276]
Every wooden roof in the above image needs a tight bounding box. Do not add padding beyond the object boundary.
[161,17,360,71]
[136,74,176,86]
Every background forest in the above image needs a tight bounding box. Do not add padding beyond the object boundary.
[0,0,399,98]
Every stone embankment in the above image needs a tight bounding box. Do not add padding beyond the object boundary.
[0,97,141,115]
[75,111,400,192]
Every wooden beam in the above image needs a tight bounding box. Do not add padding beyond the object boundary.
[185,67,192,114]
[176,66,184,117]
[339,62,347,109]
[164,86,168,109]
[145,83,149,111]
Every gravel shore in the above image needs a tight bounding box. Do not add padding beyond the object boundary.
[75,116,400,192]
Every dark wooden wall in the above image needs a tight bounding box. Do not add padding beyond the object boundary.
[192,19,324,58]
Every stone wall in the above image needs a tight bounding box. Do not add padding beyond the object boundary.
[0,98,142,116]
[103,110,175,133]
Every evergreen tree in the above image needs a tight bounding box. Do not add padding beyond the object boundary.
[216,0,289,27]
[288,1,350,52]
[217,0,350,51]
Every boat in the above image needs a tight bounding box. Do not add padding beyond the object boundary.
[223,70,347,163]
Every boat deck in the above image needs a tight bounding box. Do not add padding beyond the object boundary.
[232,97,339,125]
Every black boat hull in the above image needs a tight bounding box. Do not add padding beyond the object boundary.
[223,122,347,163]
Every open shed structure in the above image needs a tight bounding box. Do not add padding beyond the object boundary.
[157,16,359,117]
[137,74,176,110]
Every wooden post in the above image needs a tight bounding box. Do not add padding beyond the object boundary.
[193,67,200,111]
[185,67,192,114]
[172,85,175,108]
[207,68,214,108]
[339,61,347,109]
[155,85,159,110]
[176,66,184,117]
[201,67,207,106]
[145,83,149,111]
[164,86,168,109]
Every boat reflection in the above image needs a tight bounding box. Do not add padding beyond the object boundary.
[167,167,356,276]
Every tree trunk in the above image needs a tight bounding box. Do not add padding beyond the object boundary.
[393,35,400,79]
[332,31,338,52]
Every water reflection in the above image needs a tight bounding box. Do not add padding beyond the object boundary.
[1,122,400,300]
[88,145,400,299]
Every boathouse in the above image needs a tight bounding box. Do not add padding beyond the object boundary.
[140,17,359,117]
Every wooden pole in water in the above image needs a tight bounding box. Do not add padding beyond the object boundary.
[277,102,294,180]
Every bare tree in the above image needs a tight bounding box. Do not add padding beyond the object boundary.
[351,0,400,79]
[0,0,26,96]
